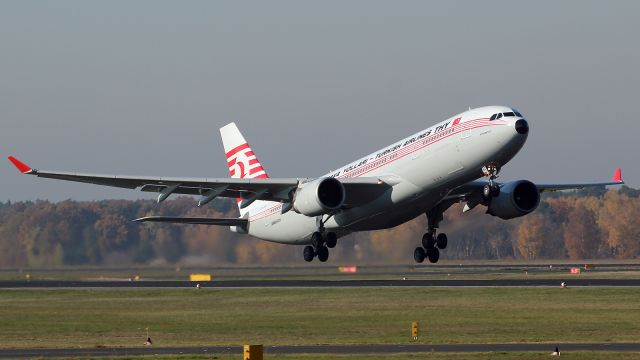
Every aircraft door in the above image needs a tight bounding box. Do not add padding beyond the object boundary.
[456,127,474,167]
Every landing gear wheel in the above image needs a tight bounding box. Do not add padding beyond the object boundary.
[414,247,426,263]
[303,246,315,262]
[436,233,448,249]
[325,232,337,248]
[427,247,440,263]
[311,232,323,247]
[483,184,492,199]
[421,233,435,249]
[317,246,329,262]
[483,184,500,199]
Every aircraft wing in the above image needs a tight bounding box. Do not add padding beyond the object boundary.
[7,156,391,207]
[446,167,624,202]
[532,167,623,192]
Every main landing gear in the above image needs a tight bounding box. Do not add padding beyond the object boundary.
[303,215,338,262]
[414,207,448,264]
[303,231,337,262]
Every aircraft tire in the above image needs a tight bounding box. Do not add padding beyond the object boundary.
[421,233,435,249]
[436,233,448,249]
[414,247,426,263]
[303,246,315,262]
[427,247,440,263]
[483,184,500,199]
[483,184,492,199]
[325,232,337,248]
[317,246,329,262]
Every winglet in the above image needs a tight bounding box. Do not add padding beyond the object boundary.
[7,156,33,174]
[612,167,623,183]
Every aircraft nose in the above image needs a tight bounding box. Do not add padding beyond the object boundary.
[515,119,529,135]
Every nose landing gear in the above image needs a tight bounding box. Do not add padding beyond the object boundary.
[482,164,501,200]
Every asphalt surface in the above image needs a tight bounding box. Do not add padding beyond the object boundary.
[2,263,640,272]
[1,343,640,358]
[2,278,640,288]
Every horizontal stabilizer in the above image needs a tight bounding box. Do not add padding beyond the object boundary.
[134,216,248,226]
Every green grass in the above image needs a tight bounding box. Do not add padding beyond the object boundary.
[61,353,640,360]
[1,287,640,349]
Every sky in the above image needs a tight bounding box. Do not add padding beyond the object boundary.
[1,1,638,202]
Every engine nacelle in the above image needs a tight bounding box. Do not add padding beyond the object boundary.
[293,177,345,217]
[488,180,540,220]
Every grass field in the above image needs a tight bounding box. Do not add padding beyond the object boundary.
[73,353,640,360]
[1,287,639,350]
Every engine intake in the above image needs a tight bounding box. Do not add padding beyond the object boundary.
[488,180,540,220]
[293,177,345,217]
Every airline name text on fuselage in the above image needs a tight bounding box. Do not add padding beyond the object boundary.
[328,120,453,178]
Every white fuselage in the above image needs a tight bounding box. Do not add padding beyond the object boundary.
[245,106,527,244]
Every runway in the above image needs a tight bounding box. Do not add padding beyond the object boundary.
[1,343,639,358]
[2,278,640,288]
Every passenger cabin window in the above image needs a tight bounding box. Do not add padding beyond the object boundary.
[503,112,515,117]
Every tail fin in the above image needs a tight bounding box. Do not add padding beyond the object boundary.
[220,122,268,180]
[220,122,269,215]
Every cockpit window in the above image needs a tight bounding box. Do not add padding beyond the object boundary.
[496,113,503,119]
[514,111,522,117]
[503,112,515,117]
[490,113,497,120]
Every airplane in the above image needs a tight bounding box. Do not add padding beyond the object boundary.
[8,105,624,263]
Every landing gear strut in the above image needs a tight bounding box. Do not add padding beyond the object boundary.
[302,216,337,262]
[414,207,447,264]
[482,164,501,200]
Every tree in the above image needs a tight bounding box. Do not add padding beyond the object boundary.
[516,213,546,260]
[563,202,600,259]
[599,190,640,258]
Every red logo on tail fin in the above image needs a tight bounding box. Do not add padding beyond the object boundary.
[226,143,268,179]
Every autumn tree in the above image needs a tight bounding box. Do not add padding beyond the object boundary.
[599,190,640,258]
[563,202,600,259]
[516,213,547,259]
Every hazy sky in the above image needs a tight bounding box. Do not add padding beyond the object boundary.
[1,1,638,202]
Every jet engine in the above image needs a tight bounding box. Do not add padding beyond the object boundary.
[293,177,345,217]
[487,180,540,220]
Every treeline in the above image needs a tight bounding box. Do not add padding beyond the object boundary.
[0,186,639,267]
